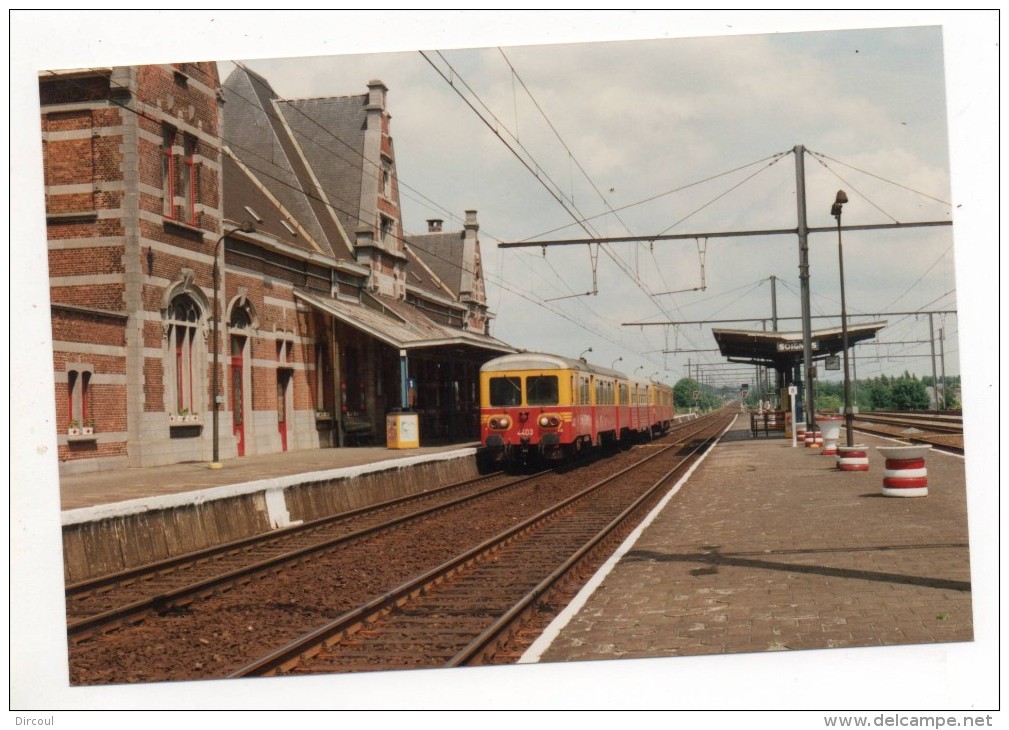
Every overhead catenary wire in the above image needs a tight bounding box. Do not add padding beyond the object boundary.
[421,49,703,364]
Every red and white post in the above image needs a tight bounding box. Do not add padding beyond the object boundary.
[877,445,931,497]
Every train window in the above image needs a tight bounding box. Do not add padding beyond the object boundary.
[527,375,559,406]
[489,376,522,406]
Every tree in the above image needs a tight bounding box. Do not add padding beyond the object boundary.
[864,376,893,411]
[673,378,699,410]
[673,378,720,411]
[816,393,843,413]
[890,372,930,410]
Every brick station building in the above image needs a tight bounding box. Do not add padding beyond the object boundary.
[41,61,511,476]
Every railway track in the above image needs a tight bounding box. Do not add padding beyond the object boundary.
[65,470,536,641]
[848,411,964,454]
[67,411,732,684]
[228,412,733,677]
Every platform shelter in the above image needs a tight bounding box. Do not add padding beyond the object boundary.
[712,321,886,418]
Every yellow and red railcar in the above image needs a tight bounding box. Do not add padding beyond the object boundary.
[479,352,673,465]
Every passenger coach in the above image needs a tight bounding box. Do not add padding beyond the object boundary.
[479,352,674,466]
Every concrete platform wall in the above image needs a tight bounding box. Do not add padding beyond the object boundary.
[284,454,482,522]
[61,450,480,584]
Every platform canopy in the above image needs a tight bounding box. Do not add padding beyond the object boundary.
[712,321,887,369]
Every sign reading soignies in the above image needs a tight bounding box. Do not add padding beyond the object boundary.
[776,341,819,352]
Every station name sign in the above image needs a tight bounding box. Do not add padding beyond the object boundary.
[776,341,819,352]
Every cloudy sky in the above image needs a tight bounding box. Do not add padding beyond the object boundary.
[11,9,999,714]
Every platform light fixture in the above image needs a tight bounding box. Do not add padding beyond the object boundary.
[211,220,256,469]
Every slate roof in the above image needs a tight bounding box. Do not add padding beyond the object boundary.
[222,66,339,256]
[279,94,369,254]
[404,230,466,298]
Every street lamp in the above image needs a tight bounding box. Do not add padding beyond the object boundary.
[210,220,255,468]
[831,190,855,447]
[611,356,623,369]
[578,347,593,361]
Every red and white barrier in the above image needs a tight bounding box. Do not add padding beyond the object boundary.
[805,427,822,448]
[877,445,931,497]
[836,445,869,471]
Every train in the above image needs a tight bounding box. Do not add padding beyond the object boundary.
[479,352,675,466]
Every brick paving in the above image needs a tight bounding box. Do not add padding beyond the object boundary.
[533,418,972,663]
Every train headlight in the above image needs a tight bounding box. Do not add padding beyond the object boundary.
[489,416,512,430]
[538,414,561,428]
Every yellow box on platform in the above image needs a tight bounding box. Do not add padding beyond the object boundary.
[386,412,420,449]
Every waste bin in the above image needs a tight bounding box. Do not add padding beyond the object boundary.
[386,412,419,449]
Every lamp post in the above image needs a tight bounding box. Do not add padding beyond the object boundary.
[578,347,593,361]
[831,191,854,447]
[611,356,623,369]
[210,220,255,468]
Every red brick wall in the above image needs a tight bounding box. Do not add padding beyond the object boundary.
[52,308,129,462]
[43,63,226,469]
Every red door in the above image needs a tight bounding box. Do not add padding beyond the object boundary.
[277,370,290,452]
[231,336,245,457]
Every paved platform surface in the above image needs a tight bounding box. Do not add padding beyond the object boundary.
[525,417,972,663]
[59,441,478,511]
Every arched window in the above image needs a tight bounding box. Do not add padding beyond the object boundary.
[165,292,203,416]
[66,365,94,432]
[228,305,252,330]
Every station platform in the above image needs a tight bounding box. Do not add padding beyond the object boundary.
[59,440,479,512]
[522,415,972,664]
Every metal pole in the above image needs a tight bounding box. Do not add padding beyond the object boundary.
[834,195,854,447]
[939,326,947,410]
[794,145,815,433]
[211,258,221,467]
[210,222,254,468]
[770,275,778,331]
[928,313,939,412]
[852,341,859,412]
[399,349,409,411]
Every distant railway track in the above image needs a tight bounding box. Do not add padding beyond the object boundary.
[847,411,964,455]
[67,410,731,684]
